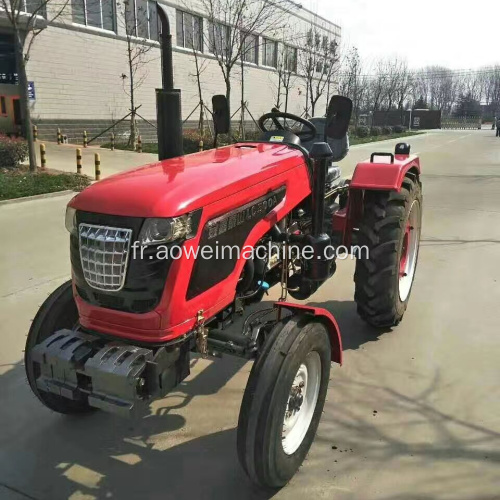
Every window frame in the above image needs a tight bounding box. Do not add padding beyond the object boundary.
[0,95,7,116]
[284,45,297,73]
[208,20,231,57]
[21,0,47,18]
[262,37,277,68]
[176,9,204,52]
[71,0,116,32]
[126,0,159,41]
[240,31,258,65]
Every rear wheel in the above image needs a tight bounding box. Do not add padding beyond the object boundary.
[354,175,422,327]
[237,316,331,488]
[25,280,94,414]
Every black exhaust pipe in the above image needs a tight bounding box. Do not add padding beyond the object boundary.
[307,142,334,281]
[156,6,183,160]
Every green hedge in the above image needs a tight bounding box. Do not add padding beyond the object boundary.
[0,135,29,169]
[355,126,370,138]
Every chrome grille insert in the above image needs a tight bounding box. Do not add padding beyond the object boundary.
[79,224,133,292]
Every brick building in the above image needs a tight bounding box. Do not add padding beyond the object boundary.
[0,1,340,142]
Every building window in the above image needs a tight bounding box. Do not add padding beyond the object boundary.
[71,0,116,31]
[241,32,258,64]
[0,96,7,116]
[22,0,47,17]
[125,0,158,40]
[284,45,297,73]
[262,38,277,68]
[176,10,203,51]
[208,21,230,56]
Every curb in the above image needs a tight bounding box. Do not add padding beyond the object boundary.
[0,189,75,207]
[350,132,429,149]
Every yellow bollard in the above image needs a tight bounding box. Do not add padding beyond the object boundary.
[57,128,61,145]
[83,130,88,148]
[111,132,115,151]
[137,135,142,153]
[33,124,38,141]
[199,139,204,152]
[94,153,101,181]
[40,143,46,169]
[76,148,82,175]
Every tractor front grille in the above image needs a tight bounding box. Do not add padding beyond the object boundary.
[79,224,133,292]
[71,211,173,314]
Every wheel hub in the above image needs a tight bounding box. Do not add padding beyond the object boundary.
[282,351,321,455]
[399,200,421,302]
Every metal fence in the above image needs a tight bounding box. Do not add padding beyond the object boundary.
[441,116,482,130]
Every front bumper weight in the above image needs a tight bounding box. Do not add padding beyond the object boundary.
[31,330,155,417]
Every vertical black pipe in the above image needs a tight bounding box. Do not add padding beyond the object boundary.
[156,5,183,160]
[157,6,174,91]
[309,142,333,236]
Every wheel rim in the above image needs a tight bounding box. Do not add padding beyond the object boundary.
[399,200,420,302]
[282,351,321,455]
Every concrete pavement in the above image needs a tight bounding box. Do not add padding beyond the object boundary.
[1,130,500,500]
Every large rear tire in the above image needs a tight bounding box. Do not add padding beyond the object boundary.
[354,175,422,327]
[25,280,94,415]
[237,316,331,488]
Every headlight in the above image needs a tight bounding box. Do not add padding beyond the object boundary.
[65,206,77,235]
[138,212,199,246]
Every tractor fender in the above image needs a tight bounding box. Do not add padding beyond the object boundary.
[350,154,420,191]
[274,302,342,365]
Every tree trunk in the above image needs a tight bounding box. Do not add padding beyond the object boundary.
[15,30,36,171]
[127,38,137,148]
[225,77,232,137]
[240,59,245,140]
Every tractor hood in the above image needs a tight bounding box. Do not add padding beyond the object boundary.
[70,143,305,218]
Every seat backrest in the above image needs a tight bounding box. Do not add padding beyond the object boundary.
[301,117,350,162]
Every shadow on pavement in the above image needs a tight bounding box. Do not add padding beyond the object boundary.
[309,299,390,351]
[0,357,274,500]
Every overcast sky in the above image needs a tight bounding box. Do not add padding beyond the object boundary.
[303,0,498,70]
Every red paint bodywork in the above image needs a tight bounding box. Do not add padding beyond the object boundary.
[68,144,420,346]
[333,153,421,246]
[275,302,343,365]
[70,143,311,343]
[350,154,420,191]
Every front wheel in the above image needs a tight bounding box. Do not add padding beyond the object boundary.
[25,280,94,415]
[237,316,331,488]
[354,175,422,327]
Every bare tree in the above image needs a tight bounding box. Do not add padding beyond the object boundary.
[274,42,297,113]
[338,46,364,124]
[300,25,339,117]
[191,46,210,138]
[199,0,291,133]
[1,0,69,171]
[300,25,339,116]
[117,0,156,147]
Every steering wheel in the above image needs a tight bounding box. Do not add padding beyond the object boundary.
[258,112,317,143]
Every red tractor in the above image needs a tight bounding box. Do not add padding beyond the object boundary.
[24,8,422,490]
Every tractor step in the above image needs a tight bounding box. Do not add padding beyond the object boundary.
[207,328,257,358]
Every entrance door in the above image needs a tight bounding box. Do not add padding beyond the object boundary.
[12,98,21,127]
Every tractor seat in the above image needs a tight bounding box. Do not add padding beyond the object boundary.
[301,117,350,163]
[300,117,343,188]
